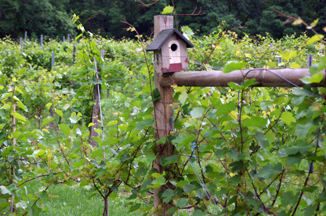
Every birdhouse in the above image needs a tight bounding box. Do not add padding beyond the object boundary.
[146,28,194,73]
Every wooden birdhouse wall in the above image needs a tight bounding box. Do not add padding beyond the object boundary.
[161,34,188,73]
[154,50,162,73]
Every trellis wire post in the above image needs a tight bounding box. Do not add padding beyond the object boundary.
[20,38,23,52]
[51,52,55,68]
[24,31,27,41]
[40,35,43,51]
[278,56,282,65]
[10,91,16,213]
[308,54,313,68]
[73,45,76,63]
[94,57,105,161]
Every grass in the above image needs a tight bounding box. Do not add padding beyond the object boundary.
[5,180,192,216]
[1,180,141,216]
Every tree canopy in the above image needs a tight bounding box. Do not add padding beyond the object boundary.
[0,0,326,39]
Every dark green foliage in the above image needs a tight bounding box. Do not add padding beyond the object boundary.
[0,0,75,38]
[1,0,326,39]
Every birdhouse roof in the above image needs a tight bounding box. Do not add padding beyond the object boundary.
[146,28,194,51]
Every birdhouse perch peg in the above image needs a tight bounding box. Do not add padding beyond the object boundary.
[146,28,194,73]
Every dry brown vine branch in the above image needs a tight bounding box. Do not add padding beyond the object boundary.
[139,0,158,7]
[174,6,206,16]
[272,8,322,38]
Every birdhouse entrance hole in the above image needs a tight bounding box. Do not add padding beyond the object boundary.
[171,43,178,51]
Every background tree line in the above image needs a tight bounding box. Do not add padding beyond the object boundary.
[1,0,325,40]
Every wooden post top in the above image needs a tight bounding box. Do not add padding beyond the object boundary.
[154,15,173,37]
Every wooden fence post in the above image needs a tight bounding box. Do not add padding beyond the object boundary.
[153,15,174,216]
[73,45,76,63]
[20,38,23,52]
[40,35,43,51]
[308,54,313,68]
[89,52,104,147]
[51,52,55,68]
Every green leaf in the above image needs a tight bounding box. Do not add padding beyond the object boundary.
[178,91,188,105]
[42,116,54,127]
[255,132,269,150]
[267,62,277,68]
[162,189,174,203]
[0,123,6,130]
[172,135,196,150]
[73,158,85,168]
[183,183,195,193]
[16,200,27,210]
[287,153,302,166]
[46,103,52,109]
[135,167,147,177]
[166,207,177,214]
[146,152,156,163]
[128,204,141,212]
[228,175,242,185]
[281,192,295,206]
[215,102,236,116]
[280,51,297,61]
[91,149,103,159]
[228,82,243,90]
[310,18,319,28]
[163,155,178,166]
[11,113,26,122]
[152,176,166,187]
[62,103,70,110]
[162,5,174,14]
[152,88,161,102]
[196,189,206,198]
[309,73,324,83]
[254,163,282,179]
[0,186,12,195]
[304,205,315,216]
[17,101,28,112]
[193,209,205,216]
[190,107,205,118]
[69,115,80,124]
[307,34,324,45]
[176,198,188,208]
[0,202,10,210]
[59,124,70,136]
[34,150,46,156]
[281,112,296,126]
[290,63,300,68]
[181,26,194,39]
[136,119,153,130]
[228,149,245,161]
[56,109,64,118]
[223,61,247,73]
[243,116,267,128]
[309,57,326,75]
[242,78,258,88]
[295,121,313,138]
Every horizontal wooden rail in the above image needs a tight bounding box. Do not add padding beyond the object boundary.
[160,68,326,87]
